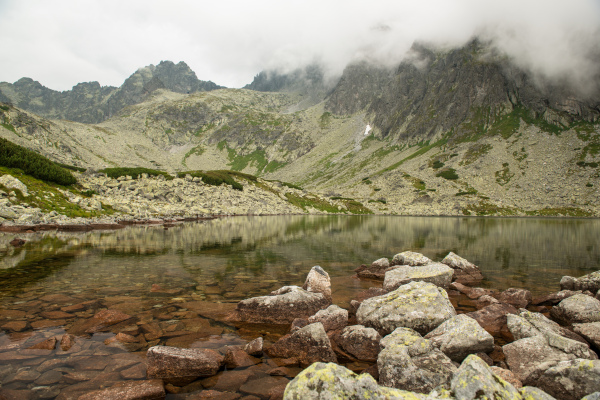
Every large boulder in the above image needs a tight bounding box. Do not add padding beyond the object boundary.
[233,286,329,324]
[282,362,422,399]
[574,322,600,351]
[377,327,457,393]
[441,252,484,284]
[308,304,348,332]
[302,266,332,302]
[146,345,223,385]
[560,271,600,293]
[338,325,382,362]
[551,294,600,325]
[267,322,337,366]
[450,355,522,400]
[536,359,600,400]
[391,251,431,266]
[356,281,456,336]
[383,263,454,291]
[507,310,589,343]
[424,314,494,362]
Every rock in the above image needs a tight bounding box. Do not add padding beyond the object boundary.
[582,393,600,400]
[391,251,431,266]
[28,337,57,350]
[465,303,518,339]
[377,327,457,393]
[267,322,337,366]
[77,379,165,400]
[424,314,494,362]
[519,387,557,400]
[551,294,600,324]
[383,263,454,290]
[475,294,500,309]
[290,318,309,332]
[1,321,28,332]
[450,355,522,400]
[441,252,484,284]
[356,281,456,336]
[450,282,496,299]
[490,366,522,389]
[243,337,263,356]
[302,266,332,301]
[561,271,600,293]
[536,359,600,400]
[282,362,417,399]
[574,322,600,351]
[338,325,381,362]
[532,290,582,306]
[9,238,25,247]
[497,288,533,309]
[355,258,393,280]
[239,376,288,398]
[507,310,589,344]
[308,304,348,332]
[224,348,260,369]
[233,286,329,324]
[0,175,28,196]
[146,345,223,385]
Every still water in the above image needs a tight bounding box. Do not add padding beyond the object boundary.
[0,215,598,398]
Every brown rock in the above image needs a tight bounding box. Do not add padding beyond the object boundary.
[490,366,522,389]
[337,325,381,362]
[466,303,518,340]
[224,348,260,369]
[239,376,289,399]
[31,319,65,330]
[94,309,132,326]
[355,258,394,280]
[450,282,496,300]
[1,321,28,332]
[9,238,25,247]
[532,290,582,306]
[243,337,263,356]
[60,333,76,351]
[146,345,223,385]
[120,363,147,380]
[39,311,74,320]
[187,390,241,400]
[267,322,337,366]
[497,288,532,309]
[28,337,57,350]
[0,389,33,400]
[202,370,253,392]
[77,379,165,400]
[355,287,387,302]
[290,318,309,332]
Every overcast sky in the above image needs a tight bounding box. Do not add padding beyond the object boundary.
[0,0,599,91]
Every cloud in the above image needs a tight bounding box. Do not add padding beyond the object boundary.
[0,0,598,92]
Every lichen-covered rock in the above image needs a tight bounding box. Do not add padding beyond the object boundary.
[391,251,432,267]
[511,309,585,343]
[233,285,329,324]
[574,322,600,351]
[450,354,522,400]
[551,294,600,324]
[424,314,494,362]
[560,271,600,293]
[357,281,456,336]
[338,325,381,362]
[519,386,557,400]
[535,359,600,400]
[267,322,337,366]
[355,258,394,280]
[283,362,423,400]
[497,288,533,309]
[146,345,223,385]
[383,263,454,291]
[441,252,484,284]
[491,366,522,389]
[308,304,348,332]
[377,327,457,393]
[303,266,332,302]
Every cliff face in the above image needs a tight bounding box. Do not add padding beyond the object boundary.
[0,61,223,124]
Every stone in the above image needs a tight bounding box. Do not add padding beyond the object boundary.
[224,348,260,369]
[377,327,457,393]
[560,271,600,293]
[146,345,223,385]
[383,263,454,291]
[536,359,600,400]
[239,376,288,399]
[302,265,332,301]
[532,290,582,306]
[519,387,557,400]
[77,379,165,400]
[441,252,484,284]
[282,362,419,399]
[551,294,600,324]
[391,251,431,266]
[28,337,57,350]
[60,333,76,351]
[424,314,494,362]
[465,303,518,339]
[243,337,263,356]
[1,321,28,332]
[267,322,337,367]
[0,175,28,196]
[507,310,589,345]
[307,304,348,332]
[355,258,392,280]
[450,355,522,400]
[574,322,600,350]
[450,282,496,299]
[187,390,241,400]
[338,325,381,362]
[475,294,500,309]
[490,366,522,389]
[233,286,329,324]
[357,281,456,336]
[9,238,25,247]
[497,288,533,309]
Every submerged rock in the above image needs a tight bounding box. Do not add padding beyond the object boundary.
[441,252,484,284]
[267,322,337,366]
[383,263,454,291]
[77,379,165,400]
[147,345,223,385]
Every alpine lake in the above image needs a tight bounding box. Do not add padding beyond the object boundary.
[0,215,599,399]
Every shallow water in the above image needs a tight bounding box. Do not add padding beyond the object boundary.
[0,215,598,398]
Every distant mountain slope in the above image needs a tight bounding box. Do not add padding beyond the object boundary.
[0,61,223,124]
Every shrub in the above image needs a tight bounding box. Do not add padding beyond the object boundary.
[100,167,173,180]
[178,170,244,191]
[436,168,459,180]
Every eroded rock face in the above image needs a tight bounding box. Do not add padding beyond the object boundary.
[536,359,600,400]
[282,362,419,400]
[441,252,483,284]
[377,327,457,393]
[146,345,223,385]
[307,304,348,332]
[302,266,332,302]
[391,251,431,267]
[551,294,600,325]
[561,271,600,294]
[357,281,456,336]
[267,322,337,366]
[338,325,381,362]
[450,355,522,400]
[383,263,454,291]
[233,286,329,324]
[424,314,494,362]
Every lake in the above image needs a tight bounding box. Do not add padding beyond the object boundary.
[0,215,598,398]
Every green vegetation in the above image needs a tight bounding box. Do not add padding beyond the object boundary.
[0,137,76,186]
[56,163,86,173]
[463,200,519,216]
[377,139,447,175]
[495,163,514,185]
[177,170,255,191]
[319,112,332,129]
[436,167,459,180]
[100,167,173,180]
[285,193,372,214]
[431,160,445,169]
[524,207,593,217]
[368,199,387,205]
[402,173,426,190]
[576,161,599,168]
[461,143,492,165]
[1,123,16,133]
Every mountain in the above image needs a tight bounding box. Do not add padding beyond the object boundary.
[0,61,223,124]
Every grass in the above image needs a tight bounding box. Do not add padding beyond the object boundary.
[285,193,372,214]
[376,139,447,176]
[436,168,459,180]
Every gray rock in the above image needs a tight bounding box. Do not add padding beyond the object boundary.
[146,345,223,385]
[0,175,28,196]
[536,359,600,400]
[243,337,263,356]
[308,304,348,332]
[561,271,600,294]
[391,251,431,266]
[581,393,600,400]
[551,294,600,324]
[441,252,484,284]
[450,355,522,400]
[519,387,557,400]
[302,265,332,302]
[377,327,457,393]
[282,362,421,399]
[0,207,18,220]
[338,325,381,362]
[424,314,494,362]
[574,322,600,351]
[383,262,454,291]
[267,322,337,366]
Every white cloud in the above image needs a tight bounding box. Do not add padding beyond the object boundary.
[0,0,598,91]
